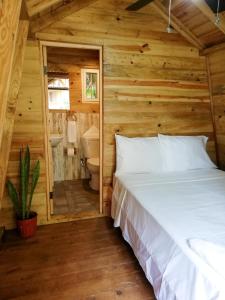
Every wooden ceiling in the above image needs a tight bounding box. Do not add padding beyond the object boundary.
[171,0,225,47]
[24,0,225,50]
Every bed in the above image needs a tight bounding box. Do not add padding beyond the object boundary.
[112,168,225,300]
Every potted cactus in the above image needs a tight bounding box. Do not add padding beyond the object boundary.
[6,146,40,238]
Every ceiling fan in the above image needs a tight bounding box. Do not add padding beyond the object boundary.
[206,0,225,13]
[126,0,154,11]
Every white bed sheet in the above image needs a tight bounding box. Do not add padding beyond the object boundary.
[112,169,225,300]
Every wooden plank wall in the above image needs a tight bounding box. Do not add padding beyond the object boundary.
[36,1,215,200]
[0,41,48,228]
[0,0,22,150]
[0,21,29,204]
[207,47,225,169]
[2,1,216,227]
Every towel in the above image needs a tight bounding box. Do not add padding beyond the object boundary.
[187,238,225,279]
[67,120,77,145]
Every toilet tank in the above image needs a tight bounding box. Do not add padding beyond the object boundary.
[82,126,99,158]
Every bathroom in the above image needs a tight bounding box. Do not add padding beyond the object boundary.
[46,46,101,217]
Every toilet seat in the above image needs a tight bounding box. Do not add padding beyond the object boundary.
[87,157,99,167]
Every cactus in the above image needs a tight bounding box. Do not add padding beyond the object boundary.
[6,146,40,220]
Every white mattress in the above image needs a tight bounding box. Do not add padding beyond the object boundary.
[112,169,225,300]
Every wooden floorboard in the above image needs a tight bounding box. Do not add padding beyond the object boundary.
[0,217,156,300]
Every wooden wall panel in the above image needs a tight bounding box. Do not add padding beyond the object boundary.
[1,1,216,227]
[0,0,22,158]
[0,21,29,204]
[0,41,48,229]
[207,48,225,169]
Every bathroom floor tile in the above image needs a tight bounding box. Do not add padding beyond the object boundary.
[53,179,99,215]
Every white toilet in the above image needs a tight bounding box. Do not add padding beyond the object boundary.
[82,126,100,191]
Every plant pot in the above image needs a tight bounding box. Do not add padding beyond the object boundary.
[16,212,37,238]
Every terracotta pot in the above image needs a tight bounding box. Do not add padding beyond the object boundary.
[16,212,37,238]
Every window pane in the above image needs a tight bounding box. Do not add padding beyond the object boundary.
[48,78,69,89]
[86,72,97,99]
[48,77,70,110]
[48,90,70,110]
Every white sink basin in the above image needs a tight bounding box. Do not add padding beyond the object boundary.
[50,134,63,148]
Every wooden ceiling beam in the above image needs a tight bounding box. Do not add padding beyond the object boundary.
[30,0,98,33]
[150,0,205,50]
[26,0,62,17]
[190,0,225,35]
[200,41,225,55]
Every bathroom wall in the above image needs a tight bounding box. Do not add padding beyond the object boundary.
[47,46,100,113]
[49,111,99,181]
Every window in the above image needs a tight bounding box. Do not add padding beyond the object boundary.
[48,77,70,110]
[82,69,99,103]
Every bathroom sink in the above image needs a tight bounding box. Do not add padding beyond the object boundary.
[50,134,63,148]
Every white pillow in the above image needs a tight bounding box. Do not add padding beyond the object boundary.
[158,134,216,172]
[115,135,162,175]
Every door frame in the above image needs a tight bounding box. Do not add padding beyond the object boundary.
[39,40,103,222]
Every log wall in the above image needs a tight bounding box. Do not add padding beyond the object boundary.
[207,46,225,169]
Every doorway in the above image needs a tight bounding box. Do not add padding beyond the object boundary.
[40,41,103,222]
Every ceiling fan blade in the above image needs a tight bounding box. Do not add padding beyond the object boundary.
[205,0,225,13]
[126,0,154,11]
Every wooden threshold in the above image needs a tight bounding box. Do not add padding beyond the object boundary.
[49,210,103,224]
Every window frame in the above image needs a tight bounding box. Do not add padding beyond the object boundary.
[81,68,100,103]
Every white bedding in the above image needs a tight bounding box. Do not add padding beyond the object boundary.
[112,169,225,300]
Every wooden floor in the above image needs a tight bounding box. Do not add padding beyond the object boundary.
[0,217,156,300]
[53,179,99,215]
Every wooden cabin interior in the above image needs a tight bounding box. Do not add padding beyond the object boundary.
[1,0,225,299]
